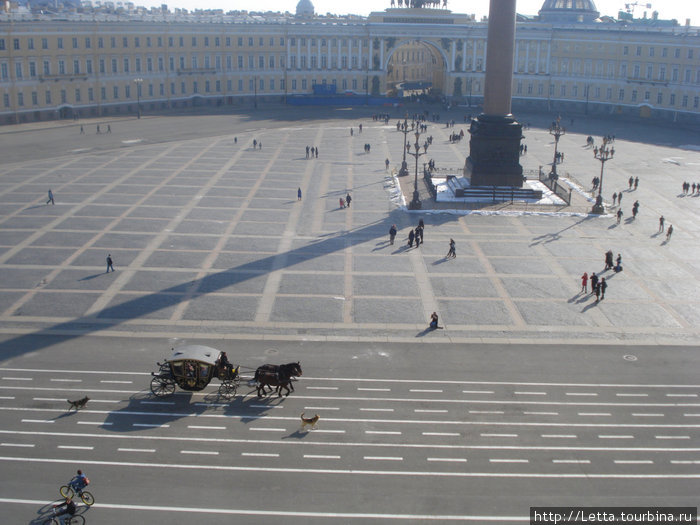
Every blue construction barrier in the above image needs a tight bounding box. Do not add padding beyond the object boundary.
[287,95,403,107]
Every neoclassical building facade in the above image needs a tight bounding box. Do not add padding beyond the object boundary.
[1,2,699,124]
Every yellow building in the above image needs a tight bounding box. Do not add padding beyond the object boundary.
[1,2,699,124]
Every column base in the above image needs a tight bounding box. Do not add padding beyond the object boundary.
[464,114,523,188]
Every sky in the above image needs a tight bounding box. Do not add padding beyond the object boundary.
[136,0,699,26]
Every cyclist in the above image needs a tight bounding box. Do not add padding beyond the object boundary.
[53,496,77,519]
[69,470,89,492]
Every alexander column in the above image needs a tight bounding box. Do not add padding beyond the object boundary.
[464,0,523,187]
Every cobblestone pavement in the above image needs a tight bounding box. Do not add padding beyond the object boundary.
[0,106,698,345]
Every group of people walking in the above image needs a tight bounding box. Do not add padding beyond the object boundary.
[305,145,319,158]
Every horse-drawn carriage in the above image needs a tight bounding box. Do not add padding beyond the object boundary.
[150,345,302,399]
[150,345,240,399]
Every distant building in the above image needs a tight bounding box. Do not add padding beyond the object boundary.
[0,1,698,124]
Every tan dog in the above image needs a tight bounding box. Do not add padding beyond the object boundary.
[300,412,319,431]
[67,396,90,411]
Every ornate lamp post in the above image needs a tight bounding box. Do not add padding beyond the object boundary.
[407,129,429,210]
[548,116,565,179]
[591,137,615,214]
[133,77,143,119]
[398,117,412,176]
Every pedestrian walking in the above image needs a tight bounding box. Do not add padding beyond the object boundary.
[315,146,318,158]
[297,187,302,201]
[385,158,390,170]
[614,253,622,273]
[429,311,442,329]
[632,200,639,219]
[339,197,345,209]
[628,176,634,189]
[408,229,415,248]
[605,250,614,270]
[446,238,456,259]
[46,189,55,205]
[107,124,111,133]
[581,272,588,293]
[345,193,352,208]
[658,215,664,232]
[666,224,673,241]
[306,146,310,159]
[80,125,84,134]
[594,281,601,302]
[590,272,598,295]
[234,137,237,144]
[618,192,623,206]
[634,176,639,190]
[389,224,397,245]
[96,125,101,134]
[414,226,421,247]
[600,278,607,300]
[616,209,623,224]
[253,139,257,149]
[612,192,617,206]
[106,254,115,273]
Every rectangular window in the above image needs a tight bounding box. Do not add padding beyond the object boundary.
[160,83,164,95]
[42,38,48,49]
[670,93,676,105]
[622,46,628,55]
[226,37,231,46]
[73,60,79,74]
[205,80,210,92]
[292,79,297,90]
[169,57,174,71]
[14,62,22,79]
[682,95,688,107]
[204,37,209,47]
[32,91,38,105]
[269,56,275,68]
[193,81,198,93]
[191,56,198,69]
[657,92,662,104]
[694,96,699,109]
[72,37,78,49]
[270,79,275,90]
[58,37,63,49]
[125,85,130,98]
[238,37,243,46]
[123,37,128,48]
[606,88,612,100]
[17,92,23,106]
[28,38,34,50]
[113,86,119,99]
[302,79,307,89]
[281,78,285,90]
[135,57,141,72]
[238,79,243,91]
[215,37,220,47]
[86,59,92,74]
[280,38,285,46]
[0,63,7,80]
[29,62,36,77]
[192,37,197,47]
[59,60,65,75]
[112,59,118,73]
[147,37,152,47]
[168,37,174,47]
[135,37,140,48]
[248,37,254,46]
[148,84,153,96]
[98,37,103,49]
[147,58,153,72]
[649,47,654,57]
[85,37,91,49]
[216,79,221,91]
[631,89,637,101]
[157,37,162,47]
[99,59,105,74]
[644,91,650,100]
[75,88,80,102]
[248,56,254,68]
[43,61,50,75]
[158,57,164,71]
[14,38,20,50]
[100,87,106,100]
[259,37,264,46]
[179,37,184,47]
[259,56,265,68]
[123,58,129,73]
[3,93,9,107]
[60,89,66,103]
[46,90,52,104]
[560,85,566,96]
[674,48,680,58]
[88,87,93,101]
[618,88,625,101]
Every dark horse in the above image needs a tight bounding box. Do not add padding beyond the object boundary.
[254,362,302,397]
[255,370,295,397]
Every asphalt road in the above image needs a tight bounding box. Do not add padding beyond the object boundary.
[1,334,698,524]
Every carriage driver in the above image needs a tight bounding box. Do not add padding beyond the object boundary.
[218,352,233,376]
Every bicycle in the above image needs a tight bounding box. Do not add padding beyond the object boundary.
[59,484,94,506]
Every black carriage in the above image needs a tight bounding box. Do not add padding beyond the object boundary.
[150,345,240,399]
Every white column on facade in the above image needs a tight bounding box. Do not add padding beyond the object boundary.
[317,38,321,69]
[358,39,362,71]
[451,41,456,72]
[545,40,551,74]
[482,41,487,71]
[327,37,332,69]
[307,39,311,70]
[379,38,384,69]
[472,42,477,72]
[369,38,374,70]
[338,38,342,70]
[525,40,530,73]
[287,37,291,68]
[536,41,541,74]
[515,40,520,73]
[462,40,467,71]
[296,38,301,70]
[348,38,353,70]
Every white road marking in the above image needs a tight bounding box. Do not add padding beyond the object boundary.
[310,429,345,434]
[1,443,35,448]
[632,413,664,417]
[616,393,648,397]
[462,390,494,394]
[365,430,402,435]
[552,459,590,464]
[21,419,53,424]
[470,410,504,414]
[2,457,700,480]
[427,457,467,463]
[414,409,448,413]
[423,432,460,437]
[140,401,175,406]
[598,435,634,439]
[306,386,338,390]
[410,389,443,393]
[133,423,170,428]
[683,413,700,417]
[2,377,32,381]
[364,456,403,461]
[654,435,690,440]
[614,460,653,464]
[0,396,15,400]
[566,393,597,396]
[304,406,339,411]
[188,425,226,430]
[666,393,697,398]
[100,380,133,384]
[541,434,577,439]
[241,452,279,458]
[50,379,82,383]
[358,388,391,392]
[514,392,546,395]
[118,448,155,453]
[181,450,219,455]
[194,403,228,407]
[481,434,518,438]
[77,421,111,426]
[490,459,528,463]
[33,397,65,402]
[88,399,120,404]
[670,460,700,464]
[360,408,394,412]
[578,413,611,416]
[524,411,558,416]
[58,445,93,450]
[304,454,341,459]
[250,428,286,432]
[250,404,283,409]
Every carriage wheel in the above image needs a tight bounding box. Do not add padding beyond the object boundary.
[150,376,176,397]
[218,379,237,399]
